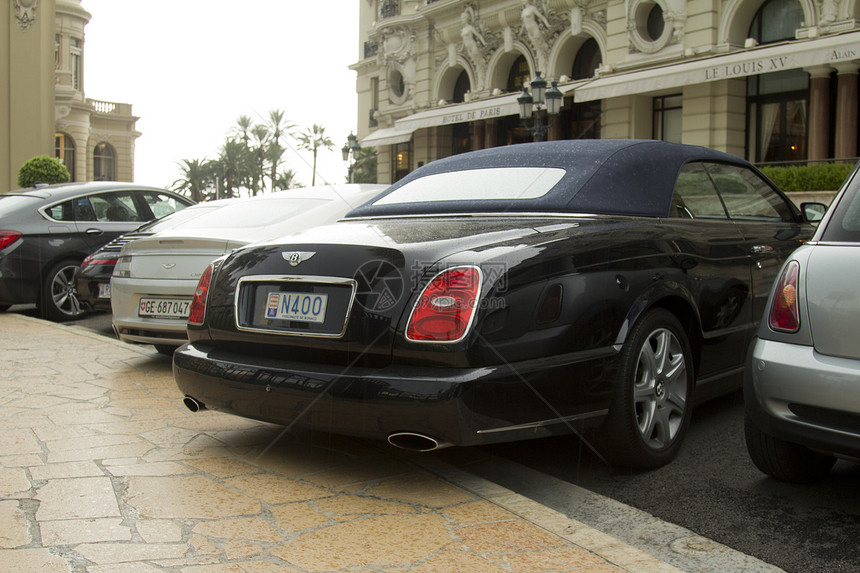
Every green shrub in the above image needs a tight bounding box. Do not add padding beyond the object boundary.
[17,155,71,188]
[760,163,854,192]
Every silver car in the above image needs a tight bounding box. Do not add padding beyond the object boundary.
[745,164,860,483]
[111,184,386,355]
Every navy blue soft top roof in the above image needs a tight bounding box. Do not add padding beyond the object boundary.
[347,139,755,218]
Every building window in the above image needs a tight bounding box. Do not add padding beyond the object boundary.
[70,37,82,91]
[55,133,76,182]
[646,4,665,41]
[452,123,471,155]
[749,0,803,45]
[506,55,531,93]
[93,142,116,181]
[370,77,379,128]
[392,141,412,183]
[571,38,602,80]
[452,70,470,103]
[380,0,399,19]
[54,34,61,69]
[747,70,809,162]
[653,94,682,142]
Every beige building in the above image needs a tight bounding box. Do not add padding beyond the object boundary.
[1,0,139,192]
[352,0,860,184]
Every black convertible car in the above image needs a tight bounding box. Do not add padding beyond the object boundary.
[173,140,823,468]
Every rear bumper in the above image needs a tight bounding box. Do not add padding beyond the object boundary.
[111,277,194,346]
[745,337,860,459]
[173,341,615,448]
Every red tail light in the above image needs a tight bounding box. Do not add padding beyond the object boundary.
[769,261,800,333]
[406,266,482,342]
[80,253,118,269]
[188,264,214,326]
[0,231,22,250]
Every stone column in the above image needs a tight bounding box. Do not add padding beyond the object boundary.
[805,66,832,161]
[484,120,497,148]
[834,63,859,159]
[472,121,485,151]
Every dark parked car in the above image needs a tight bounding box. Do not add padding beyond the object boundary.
[75,198,237,312]
[745,162,860,483]
[0,181,193,321]
[173,140,823,469]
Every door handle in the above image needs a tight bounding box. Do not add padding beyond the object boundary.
[85,228,104,236]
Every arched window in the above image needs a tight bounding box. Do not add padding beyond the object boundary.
[55,133,75,182]
[506,55,531,93]
[452,70,470,103]
[93,142,116,181]
[571,38,602,80]
[748,0,804,45]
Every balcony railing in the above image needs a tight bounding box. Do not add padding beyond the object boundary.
[90,100,117,114]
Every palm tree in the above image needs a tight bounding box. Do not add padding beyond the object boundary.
[351,147,378,184]
[297,124,334,186]
[232,115,253,145]
[172,158,210,202]
[267,109,294,193]
[274,168,299,191]
[216,139,252,198]
[250,124,269,195]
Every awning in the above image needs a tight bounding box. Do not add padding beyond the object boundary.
[575,30,860,102]
[395,92,523,131]
[359,125,415,147]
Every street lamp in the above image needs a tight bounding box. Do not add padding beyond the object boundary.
[342,132,361,183]
[517,72,563,141]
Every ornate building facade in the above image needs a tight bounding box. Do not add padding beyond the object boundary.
[351,0,860,184]
[1,0,138,191]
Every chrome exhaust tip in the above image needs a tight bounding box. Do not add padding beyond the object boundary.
[183,396,205,413]
[387,432,452,452]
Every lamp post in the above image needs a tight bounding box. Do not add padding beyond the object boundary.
[517,72,563,141]
[342,132,362,183]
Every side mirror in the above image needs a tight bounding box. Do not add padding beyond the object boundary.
[800,202,827,223]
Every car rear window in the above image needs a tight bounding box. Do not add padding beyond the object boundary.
[820,169,860,242]
[170,197,328,230]
[0,194,42,217]
[372,167,565,206]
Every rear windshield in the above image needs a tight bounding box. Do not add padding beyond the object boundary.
[168,197,328,230]
[821,165,860,242]
[0,194,42,216]
[137,204,224,233]
[372,168,565,206]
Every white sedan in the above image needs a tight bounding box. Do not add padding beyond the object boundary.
[110,184,386,355]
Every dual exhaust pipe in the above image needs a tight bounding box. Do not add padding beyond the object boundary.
[183,397,448,453]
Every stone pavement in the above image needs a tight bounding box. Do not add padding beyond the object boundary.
[0,312,689,573]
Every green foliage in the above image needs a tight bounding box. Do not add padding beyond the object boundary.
[760,163,854,192]
[17,155,71,188]
[351,147,378,184]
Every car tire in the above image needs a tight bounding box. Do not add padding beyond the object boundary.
[598,308,694,469]
[40,260,87,322]
[743,413,836,483]
[154,344,177,357]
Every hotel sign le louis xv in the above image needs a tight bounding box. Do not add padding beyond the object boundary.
[703,47,858,81]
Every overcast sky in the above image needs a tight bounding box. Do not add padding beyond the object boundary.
[82,0,360,191]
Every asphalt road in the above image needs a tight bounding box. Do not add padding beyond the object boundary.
[12,306,860,572]
[439,391,860,573]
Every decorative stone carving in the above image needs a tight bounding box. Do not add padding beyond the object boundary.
[819,0,840,24]
[459,4,489,88]
[16,0,38,31]
[626,0,685,54]
[380,26,417,104]
[517,1,567,74]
